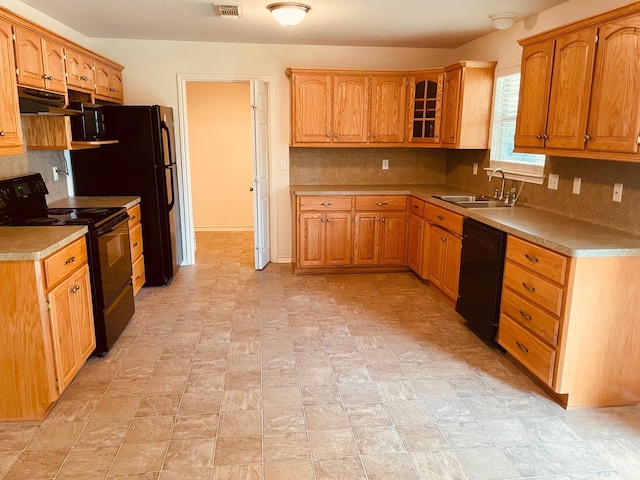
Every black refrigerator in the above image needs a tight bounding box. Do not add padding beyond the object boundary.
[71,105,182,286]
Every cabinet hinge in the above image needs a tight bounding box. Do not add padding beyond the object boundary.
[595,34,599,44]
[16,68,19,76]
[297,215,300,222]
[637,135,640,145]
[12,33,15,41]
[46,301,51,311]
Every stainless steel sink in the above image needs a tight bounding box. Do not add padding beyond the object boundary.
[435,195,512,208]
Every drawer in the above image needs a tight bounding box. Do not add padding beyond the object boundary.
[127,204,142,228]
[43,237,88,289]
[132,254,145,296]
[501,287,560,346]
[409,196,425,217]
[130,223,144,261]
[425,203,463,236]
[506,236,567,285]
[299,196,352,211]
[503,261,564,316]
[498,314,556,387]
[355,195,407,211]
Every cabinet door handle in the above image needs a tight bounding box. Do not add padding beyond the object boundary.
[524,254,539,263]
[413,204,419,209]
[450,134,455,138]
[319,202,333,207]
[516,341,529,353]
[375,202,389,206]
[0,131,5,137]
[130,215,137,221]
[64,256,76,265]
[521,282,536,292]
[371,133,376,138]
[321,218,325,222]
[382,218,386,222]
[326,134,330,138]
[376,217,380,221]
[71,284,80,294]
[417,224,421,228]
[584,134,591,142]
[536,134,542,139]
[326,219,331,223]
[434,134,438,138]
[437,215,444,221]
[519,310,533,321]
[132,242,139,248]
[440,236,446,241]
[334,134,338,138]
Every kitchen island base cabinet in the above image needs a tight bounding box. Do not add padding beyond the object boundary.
[0,237,95,420]
[498,235,640,408]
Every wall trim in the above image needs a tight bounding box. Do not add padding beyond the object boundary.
[176,72,278,266]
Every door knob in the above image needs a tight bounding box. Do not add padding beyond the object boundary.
[249,187,254,191]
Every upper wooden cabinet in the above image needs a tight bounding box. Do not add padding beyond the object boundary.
[333,75,369,143]
[514,4,640,161]
[441,61,497,149]
[288,65,490,148]
[369,75,407,144]
[65,47,95,91]
[14,26,66,93]
[408,73,443,144]
[95,59,124,103]
[0,18,23,156]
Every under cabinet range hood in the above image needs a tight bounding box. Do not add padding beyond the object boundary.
[18,87,83,116]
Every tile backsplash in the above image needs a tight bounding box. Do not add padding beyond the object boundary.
[290,147,447,185]
[446,150,640,236]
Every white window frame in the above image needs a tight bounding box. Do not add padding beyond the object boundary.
[488,67,546,184]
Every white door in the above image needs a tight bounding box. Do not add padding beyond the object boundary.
[252,81,270,269]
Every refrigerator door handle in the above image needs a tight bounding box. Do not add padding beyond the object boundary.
[165,164,175,211]
[160,121,174,167]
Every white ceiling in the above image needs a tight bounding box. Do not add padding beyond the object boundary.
[18,0,569,48]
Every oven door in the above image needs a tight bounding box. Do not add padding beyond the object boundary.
[97,213,132,304]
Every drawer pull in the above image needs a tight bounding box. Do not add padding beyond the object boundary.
[130,215,137,221]
[319,202,333,207]
[519,310,533,321]
[524,254,539,263]
[516,341,530,353]
[521,282,536,292]
[375,202,389,206]
[133,242,139,248]
[135,275,141,281]
[418,224,421,229]
[413,204,419,209]
[64,256,76,265]
[437,215,444,221]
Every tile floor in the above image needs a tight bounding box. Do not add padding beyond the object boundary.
[2,231,640,480]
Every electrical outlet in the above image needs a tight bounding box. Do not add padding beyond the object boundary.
[613,183,623,202]
[548,173,559,190]
[280,159,286,170]
[472,163,478,175]
[572,177,581,195]
[52,166,59,181]
[382,159,389,170]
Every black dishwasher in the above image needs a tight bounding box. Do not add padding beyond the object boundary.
[456,218,507,344]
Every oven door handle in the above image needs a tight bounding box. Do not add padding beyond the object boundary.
[96,213,130,235]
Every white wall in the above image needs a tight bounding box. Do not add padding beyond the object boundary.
[451,0,637,73]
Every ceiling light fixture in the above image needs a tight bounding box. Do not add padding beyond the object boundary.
[489,12,517,30]
[267,2,311,26]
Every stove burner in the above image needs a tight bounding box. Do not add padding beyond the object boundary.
[79,208,111,215]
[47,208,74,215]
[25,217,62,225]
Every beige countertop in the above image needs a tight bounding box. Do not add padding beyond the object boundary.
[0,226,88,261]
[50,196,141,210]
[290,184,640,258]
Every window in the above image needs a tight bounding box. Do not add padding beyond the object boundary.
[490,73,545,175]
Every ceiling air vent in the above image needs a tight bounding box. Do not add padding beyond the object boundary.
[214,4,244,18]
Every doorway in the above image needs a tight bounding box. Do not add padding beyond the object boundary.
[176,74,275,269]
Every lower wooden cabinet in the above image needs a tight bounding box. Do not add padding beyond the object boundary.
[128,203,145,295]
[298,211,352,266]
[406,213,425,272]
[0,236,95,420]
[354,212,406,265]
[47,263,95,391]
[497,235,640,407]
[429,225,462,300]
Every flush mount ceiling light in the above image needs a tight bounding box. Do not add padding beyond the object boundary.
[489,12,517,30]
[267,2,311,26]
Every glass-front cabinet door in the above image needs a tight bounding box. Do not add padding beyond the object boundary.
[409,73,443,144]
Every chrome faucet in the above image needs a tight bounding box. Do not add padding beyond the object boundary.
[488,168,506,200]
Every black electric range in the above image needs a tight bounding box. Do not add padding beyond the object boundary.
[0,173,134,356]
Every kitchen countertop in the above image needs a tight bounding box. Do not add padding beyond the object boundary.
[290,184,640,258]
[50,196,141,210]
[0,226,88,261]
